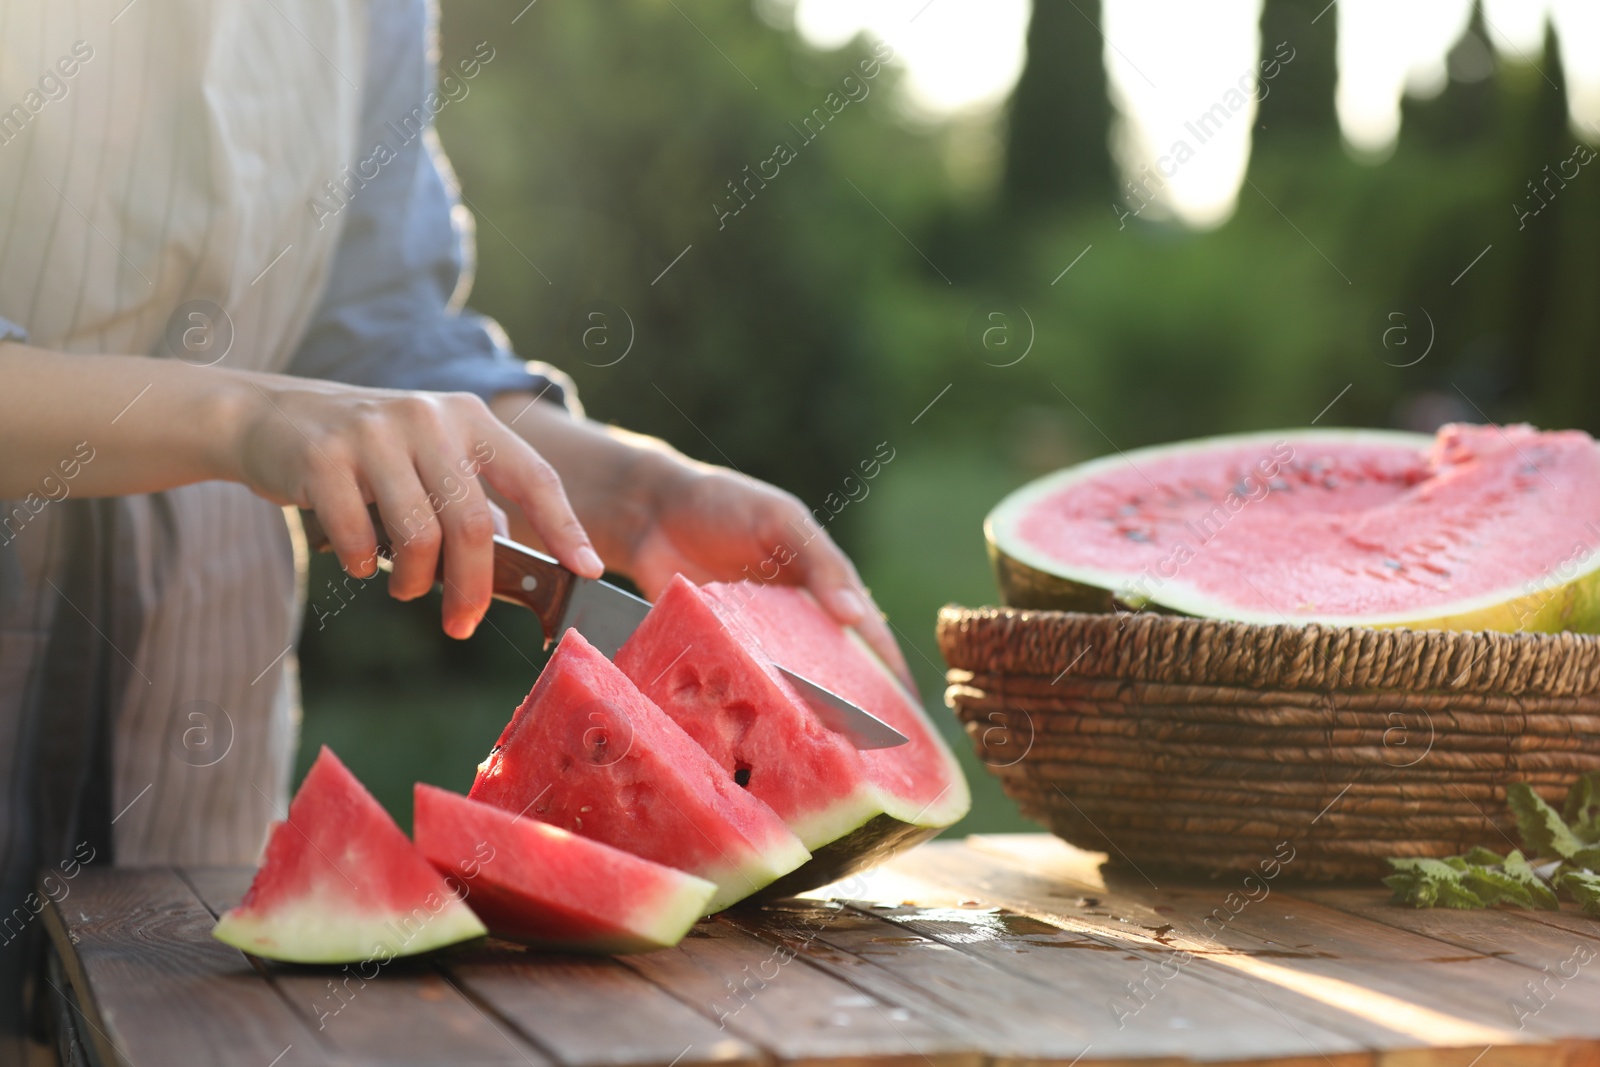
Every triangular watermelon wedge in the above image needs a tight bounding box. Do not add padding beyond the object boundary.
[213,747,487,963]
[469,629,810,913]
[414,784,715,952]
[614,576,970,895]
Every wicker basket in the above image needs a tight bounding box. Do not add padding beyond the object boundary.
[938,606,1600,880]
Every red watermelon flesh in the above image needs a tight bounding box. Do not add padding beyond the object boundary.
[413,784,715,953]
[213,747,486,963]
[986,424,1600,630]
[614,576,969,889]
[469,629,810,913]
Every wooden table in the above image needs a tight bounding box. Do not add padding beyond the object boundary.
[40,834,1600,1067]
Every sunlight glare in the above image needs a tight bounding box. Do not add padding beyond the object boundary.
[1552,1,1600,139]
[1481,0,1548,59]
[1335,0,1473,156]
[789,0,1029,118]
[1102,0,1264,229]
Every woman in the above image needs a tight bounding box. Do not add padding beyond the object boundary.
[0,0,908,1053]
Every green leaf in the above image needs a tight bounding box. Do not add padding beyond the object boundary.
[1560,869,1600,916]
[1434,879,1491,909]
[1508,783,1585,859]
[1385,858,1489,909]
[1462,846,1505,866]
[1499,849,1559,910]
[1460,866,1534,907]
[1564,774,1600,842]
[1569,846,1600,872]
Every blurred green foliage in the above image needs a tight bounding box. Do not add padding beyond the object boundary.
[298,0,1600,840]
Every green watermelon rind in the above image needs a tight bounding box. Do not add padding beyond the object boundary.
[781,630,970,846]
[212,889,487,964]
[610,882,716,951]
[986,427,1600,634]
[698,834,815,913]
[752,815,942,901]
[753,628,970,897]
[471,870,714,953]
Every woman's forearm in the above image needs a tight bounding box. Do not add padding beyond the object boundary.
[0,342,260,498]
[1,345,603,636]
[486,391,694,560]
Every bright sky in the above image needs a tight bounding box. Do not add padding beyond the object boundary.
[1335,0,1600,154]
[787,0,1030,118]
[786,0,1600,227]
[1101,0,1263,228]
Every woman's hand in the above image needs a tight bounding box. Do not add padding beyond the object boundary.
[232,381,602,639]
[486,393,914,689]
[626,461,916,689]
[0,345,599,640]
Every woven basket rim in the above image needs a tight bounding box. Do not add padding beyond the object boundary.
[937,604,1600,699]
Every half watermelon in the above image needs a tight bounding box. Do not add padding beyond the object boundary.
[413,784,715,953]
[615,576,970,895]
[213,747,486,963]
[986,424,1600,631]
[469,629,810,913]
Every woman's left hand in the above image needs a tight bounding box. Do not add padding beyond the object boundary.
[625,461,916,691]
[486,392,916,691]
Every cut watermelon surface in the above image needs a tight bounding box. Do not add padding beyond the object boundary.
[413,784,714,953]
[987,424,1600,631]
[615,576,970,894]
[469,629,810,913]
[213,747,486,963]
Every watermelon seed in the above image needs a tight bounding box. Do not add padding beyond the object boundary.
[734,765,752,788]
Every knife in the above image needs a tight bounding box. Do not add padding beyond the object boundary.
[297,506,909,749]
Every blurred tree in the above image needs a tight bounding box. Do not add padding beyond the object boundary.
[1404,3,1496,149]
[1001,0,1115,211]
[1505,22,1600,430]
[1252,0,1339,149]
[434,0,949,527]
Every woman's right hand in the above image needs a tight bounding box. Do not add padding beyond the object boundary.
[0,345,595,639]
[230,379,602,639]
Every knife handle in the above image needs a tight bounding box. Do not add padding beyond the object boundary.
[297,505,574,643]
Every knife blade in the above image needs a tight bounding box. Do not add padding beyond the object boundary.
[297,506,908,749]
[774,665,909,750]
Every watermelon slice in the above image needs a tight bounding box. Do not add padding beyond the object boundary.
[413,784,715,953]
[614,576,970,895]
[469,629,810,913]
[986,424,1600,631]
[213,747,486,963]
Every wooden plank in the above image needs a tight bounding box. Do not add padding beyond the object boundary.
[725,896,1368,1067]
[961,836,1600,1054]
[724,898,1090,1063]
[888,837,1581,1065]
[1291,884,1600,972]
[444,942,764,1067]
[41,866,332,1067]
[51,846,1600,1067]
[1481,902,1600,944]
[184,866,549,1066]
[621,908,981,1067]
